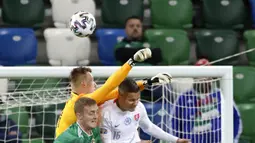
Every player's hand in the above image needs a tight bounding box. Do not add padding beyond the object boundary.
[176,138,191,143]
[144,72,172,86]
[132,48,152,62]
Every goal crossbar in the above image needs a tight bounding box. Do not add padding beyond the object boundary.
[0,66,233,143]
[0,66,232,78]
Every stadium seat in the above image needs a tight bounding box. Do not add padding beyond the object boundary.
[2,0,44,27]
[101,0,144,27]
[51,0,96,28]
[237,103,255,142]
[233,66,255,103]
[96,29,126,65]
[140,101,173,142]
[44,28,91,66]
[149,0,193,29]
[244,30,255,66]
[34,103,65,142]
[195,30,239,65]
[0,77,8,102]
[0,78,8,93]
[0,28,37,66]
[202,0,247,29]
[144,29,190,65]
[23,139,45,143]
[140,101,162,142]
[249,0,255,27]
[7,107,29,136]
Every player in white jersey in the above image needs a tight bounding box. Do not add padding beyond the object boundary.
[100,77,190,143]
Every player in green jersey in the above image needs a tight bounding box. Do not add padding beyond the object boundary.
[54,97,102,143]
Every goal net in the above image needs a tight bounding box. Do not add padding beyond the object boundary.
[0,66,233,143]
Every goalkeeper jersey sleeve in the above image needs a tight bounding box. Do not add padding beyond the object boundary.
[170,89,242,143]
[54,123,102,143]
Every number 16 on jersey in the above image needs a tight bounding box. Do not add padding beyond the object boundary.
[113,131,121,140]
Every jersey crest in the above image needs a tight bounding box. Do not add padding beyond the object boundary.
[124,117,132,125]
[134,113,140,121]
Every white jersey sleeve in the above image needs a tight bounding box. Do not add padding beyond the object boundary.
[138,102,179,143]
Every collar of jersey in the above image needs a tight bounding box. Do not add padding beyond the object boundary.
[113,100,129,113]
[76,122,93,137]
[71,91,79,98]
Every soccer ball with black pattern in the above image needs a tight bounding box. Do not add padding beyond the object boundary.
[69,11,96,37]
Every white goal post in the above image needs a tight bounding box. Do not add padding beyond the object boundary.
[0,66,233,143]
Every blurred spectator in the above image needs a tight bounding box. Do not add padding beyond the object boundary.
[0,102,22,143]
[170,59,242,143]
[114,16,162,65]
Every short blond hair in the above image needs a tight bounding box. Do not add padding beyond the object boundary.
[69,67,92,87]
[74,97,96,114]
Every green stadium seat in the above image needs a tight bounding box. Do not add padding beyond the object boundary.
[101,0,143,27]
[34,103,65,142]
[195,30,239,65]
[149,0,193,29]
[7,107,45,143]
[145,29,190,65]
[2,0,44,27]
[202,0,247,29]
[233,66,255,103]
[237,103,255,142]
[244,30,255,66]
[23,138,45,143]
[7,107,29,136]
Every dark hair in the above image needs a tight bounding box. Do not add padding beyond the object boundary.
[119,78,140,94]
[125,16,142,26]
[69,67,92,86]
[74,97,97,114]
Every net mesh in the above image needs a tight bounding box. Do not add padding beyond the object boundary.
[0,77,223,143]
[138,77,222,143]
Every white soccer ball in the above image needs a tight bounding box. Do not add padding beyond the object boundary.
[69,11,96,37]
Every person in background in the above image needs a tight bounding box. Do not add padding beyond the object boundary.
[170,59,242,143]
[0,101,22,143]
[114,16,162,65]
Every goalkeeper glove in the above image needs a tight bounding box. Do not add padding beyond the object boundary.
[128,48,152,66]
[143,73,172,86]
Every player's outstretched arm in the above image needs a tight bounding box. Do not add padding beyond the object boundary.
[84,48,152,104]
[138,102,190,143]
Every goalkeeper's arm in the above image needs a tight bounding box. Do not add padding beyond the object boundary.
[83,48,152,103]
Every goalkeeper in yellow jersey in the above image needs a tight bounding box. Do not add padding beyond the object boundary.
[55,48,152,138]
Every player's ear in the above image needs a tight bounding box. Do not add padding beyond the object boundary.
[118,89,125,96]
[76,113,82,120]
